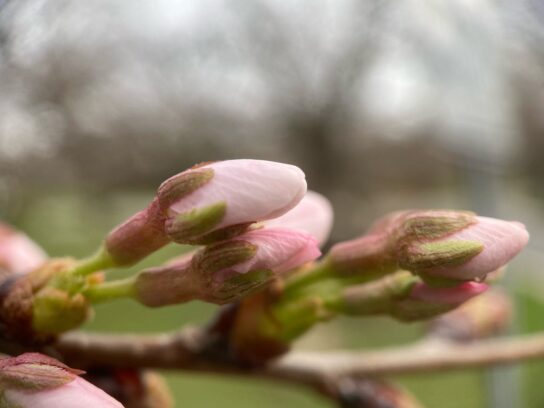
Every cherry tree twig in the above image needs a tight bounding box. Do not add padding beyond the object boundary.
[53,328,544,386]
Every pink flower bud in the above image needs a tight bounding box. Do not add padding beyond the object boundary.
[0,223,47,274]
[266,191,333,246]
[360,210,529,282]
[135,227,321,306]
[394,281,488,321]
[0,353,123,408]
[161,160,307,244]
[417,216,529,281]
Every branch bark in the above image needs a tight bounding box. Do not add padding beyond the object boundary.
[54,329,544,384]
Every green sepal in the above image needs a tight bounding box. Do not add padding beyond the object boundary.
[401,240,484,271]
[213,269,274,303]
[396,212,476,242]
[157,168,214,209]
[193,240,257,275]
[166,201,226,243]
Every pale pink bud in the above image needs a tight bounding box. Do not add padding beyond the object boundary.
[394,281,488,321]
[0,223,47,274]
[135,227,321,305]
[208,227,321,282]
[358,210,529,282]
[418,216,529,281]
[0,353,123,408]
[266,191,333,246]
[161,160,307,244]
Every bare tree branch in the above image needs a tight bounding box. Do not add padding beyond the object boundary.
[54,329,544,384]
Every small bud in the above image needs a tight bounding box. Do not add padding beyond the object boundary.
[0,223,47,274]
[429,289,512,341]
[388,210,529,282]
[161,160,307,244]
[0,353,123,407]
[393,281,488,321]
[135,228,320,306]
[339,271,487,321]
[266,191,334,246]
[0,259,89,344]
[32,287,90,335]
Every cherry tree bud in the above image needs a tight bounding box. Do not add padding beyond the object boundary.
[135,227,320,306]
[330,210,528,284]
[266,190,333,246]
[0,353,123,407]
[340,271,487,321]
[396,214,529,282]
[0,223,47,274]
[162,160,307,244]
[393,281,488,321]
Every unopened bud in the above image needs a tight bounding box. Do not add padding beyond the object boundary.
[387,210,528,283]
[0,353,122,407]
[162,160,307,244]
[339,271,487,321]
[135,228,320,306]
[330,210,528,286]
[393,281,488,321]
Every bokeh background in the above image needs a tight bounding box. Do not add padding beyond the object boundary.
[2,1,544,406]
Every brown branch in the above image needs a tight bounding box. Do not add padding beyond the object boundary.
[54,329,544,383]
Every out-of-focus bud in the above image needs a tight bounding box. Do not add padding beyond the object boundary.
[134,227,320,306]
[0,353,123,407]
[162,160,307,244]
[393,281,488,321]
[0,223,47,274]
[429,289,512,341]
[329,210,528,285]
[266,191,333,246]
[340,271,487,321]
[335,378,423,408]
[104,160,306,267]
[0,259,93,343]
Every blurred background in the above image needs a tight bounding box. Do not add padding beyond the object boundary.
[1,0,544,406]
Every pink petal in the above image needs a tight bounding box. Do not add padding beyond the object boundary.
[266,191,333,246]
[216,227,321,279]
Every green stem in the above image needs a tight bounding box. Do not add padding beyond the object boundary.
[283,259,334,296]
[70,247,116,277]
[84,277,137,304]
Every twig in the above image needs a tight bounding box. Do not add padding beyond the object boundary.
[54,329,544,382]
